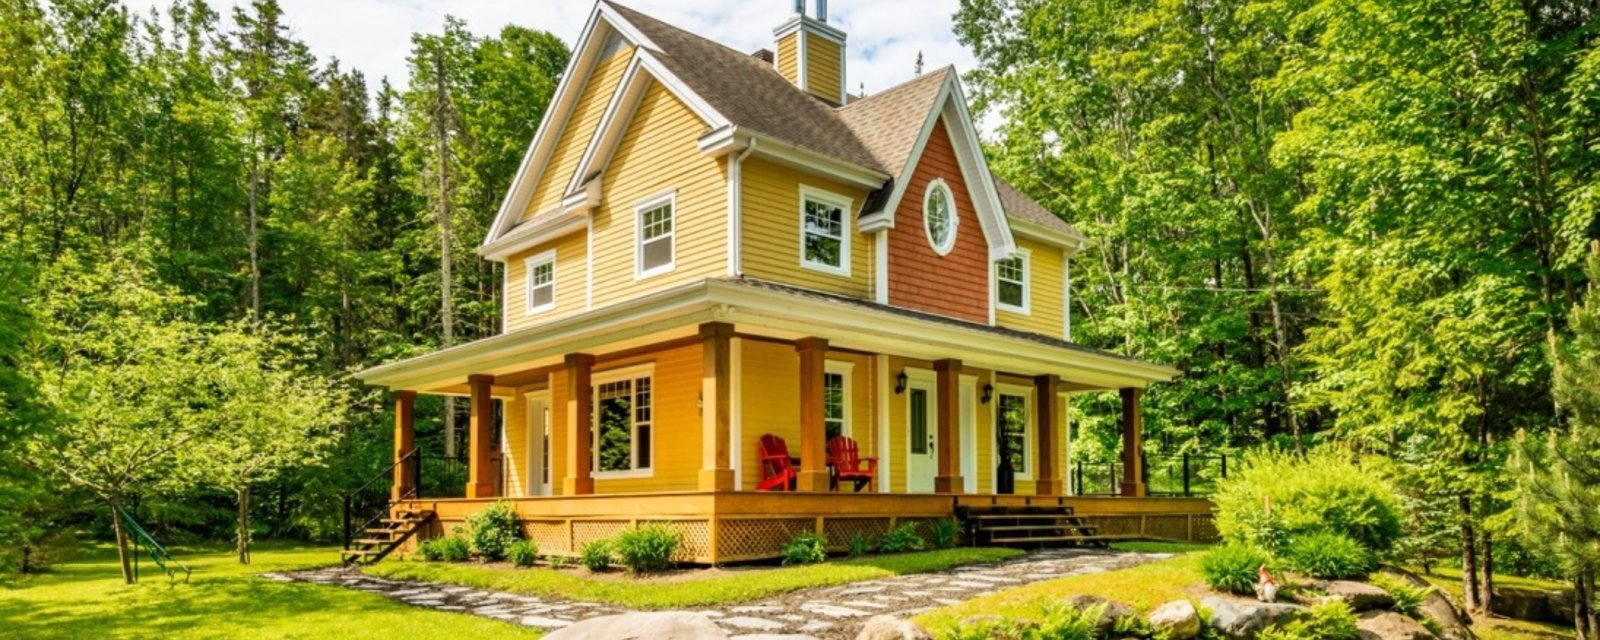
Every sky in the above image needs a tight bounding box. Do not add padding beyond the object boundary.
[121,0,981,103]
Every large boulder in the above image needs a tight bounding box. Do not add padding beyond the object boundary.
[1201,596,1308,639]
[1147,599,1202,640]
[1063,594,1137,635]
[543,612,728,640]
[1493,585,1573,624]
[1326,581,1397,611]
[1355,610,1438,640]
[1377,568,1477,640]
[855,615,933,640]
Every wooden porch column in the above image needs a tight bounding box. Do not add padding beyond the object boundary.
[564,354,596,495]
[1120,387,1146,497]
[795,338,830,492]
[466,375,497,498]
[699,322,735,491]
[1034,375,1062,496]
[392,390,416,501]
[934,359,963,494]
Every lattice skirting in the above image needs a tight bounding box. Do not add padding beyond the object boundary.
[1080,513,1218,543]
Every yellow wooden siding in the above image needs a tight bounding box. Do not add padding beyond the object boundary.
[776,32,799,86]
[804,34,842,102]
[740,157,873,297]
[996,237,1067,339]
[588,81,727,308]
[522,44,635,221]
[503,231,589,332]
[735,341,876,489]
[502,394,528,497]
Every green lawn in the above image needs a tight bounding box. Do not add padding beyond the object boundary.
[0,542,538,640]
[367,547,1023,609]
[1407,567,1576,640]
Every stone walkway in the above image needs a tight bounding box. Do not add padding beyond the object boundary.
[268,549,1169,639]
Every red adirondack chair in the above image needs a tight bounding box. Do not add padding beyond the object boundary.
[757,434,797,491]
[827,436,877,492]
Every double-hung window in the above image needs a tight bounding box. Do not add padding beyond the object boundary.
[996,390,1030,477]
[996,252,1029,314]
[525,250,555,314]
[799,186,851,276]
[823,361,853,440]
[594,368,653,475]
[636,192,675,278]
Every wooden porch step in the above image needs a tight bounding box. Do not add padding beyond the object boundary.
[980,524,1099,533]
[989,533,1141,544]
[354,538,396,546]
[967,513,1080,521]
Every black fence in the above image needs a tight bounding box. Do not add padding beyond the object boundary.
[1073,453,1228,497]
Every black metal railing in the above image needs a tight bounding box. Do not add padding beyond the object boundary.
[340,452,509,549]
[1072,453,1227,498]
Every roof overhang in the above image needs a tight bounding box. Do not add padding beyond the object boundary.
[699,125,891,190]
[1009,217,1089,256]
[356,278,1178,392]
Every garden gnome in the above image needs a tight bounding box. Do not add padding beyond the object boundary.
[1255,565,1278,602]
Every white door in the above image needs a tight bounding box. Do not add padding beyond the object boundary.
[906,377,938,493]
[526,393,552,496]
[959,377,977,493]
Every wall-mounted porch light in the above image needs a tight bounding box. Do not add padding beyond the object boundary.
[981,383,995,404]
[894,371,908,394]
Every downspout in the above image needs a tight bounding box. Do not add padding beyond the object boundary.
[727,139,757,277]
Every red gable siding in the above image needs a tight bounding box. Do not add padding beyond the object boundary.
[886,117,989,323]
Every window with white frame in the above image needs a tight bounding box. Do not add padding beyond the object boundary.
[996,253,1029,313]
[525,251,555,314]
[923,179,958,255]
[823,361,853,440]
[996,390,1030,476]
[635,193,675,278]
[800,187,851,275]
[595,371,653,474]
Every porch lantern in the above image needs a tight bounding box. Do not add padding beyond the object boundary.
[894,371,908,394]
[981,383,994,404]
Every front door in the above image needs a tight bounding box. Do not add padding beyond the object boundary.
[526,392,551,496]
[906,376,938,493]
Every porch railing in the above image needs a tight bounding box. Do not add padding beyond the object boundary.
[1072,453,1228,497]
[340,452,507,549]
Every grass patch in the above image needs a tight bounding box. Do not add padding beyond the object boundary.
[0,541,537,639]
[1474,618,1577,640]
[914,551,1204,632]
[1407,565,1569,602]
[368,547,1021,609]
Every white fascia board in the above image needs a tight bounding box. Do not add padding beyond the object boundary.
[1008,217,1089,255]
[700,127,888,189]
[873,77,950,226]
[942,79,1017,261]
[478,209,588,262]
[596,1,661,52]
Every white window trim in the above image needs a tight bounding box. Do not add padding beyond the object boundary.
[995,383,1034,480]
[922,178,959,256]
[824,360,855,438]
[524,249,557,316]
[591,363,657,479]
[996,249,1031,315]
[634,190,677,280]
[798,185,853,277]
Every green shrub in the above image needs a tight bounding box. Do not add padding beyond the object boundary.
[878,522,926,553]
[1370,574,1430,617]
[1257,600,1357,640]
[614,524,680,573]
[1200,544,1272,595]
[466,501,520,562]
[506,540,538,567]
[419,535,470,562]
[848,533,874,557]
[547,554,571,569]
[1033,602,1101,639]
[929,518,959,549]
[1284,531,1374,579]
[1213,449,1404,554]
[781,531,828,566]
[580,539,612,572]
[940,615,1026,640]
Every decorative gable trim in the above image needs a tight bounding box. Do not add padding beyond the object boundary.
[858,73,1016,261]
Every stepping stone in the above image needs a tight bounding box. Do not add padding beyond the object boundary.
[901,590,932,597]
[799,620,834,632]
[852,601,889,609]
[732,605,783,614]
[873,595,908,602]
[260,573,292,582]
[800,603,870,618]
[838,585,885,596]
[949,581,993,589]
[718,617,786,631]
[437,605,465,612]
[389,588,429,597]
[778,615,806,622]
[690,610,725,618]
[934,598,963,605]
[405,599,444,607]
[729,635,819,640]
[520,615,571,628]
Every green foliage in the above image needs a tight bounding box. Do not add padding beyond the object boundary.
[505,540,538,568]
[1257,600,1357,640]
[1284,532,1374,579]
[929,518,959,550]
[465,501,520,562]
[1370,574,1429,617]
[614,524,679,574]
[848,533,874,557]
[580,539,612,572]
[1213,449,1404,554]
[547,554,570,570]
[879,523,927,554]
[1200,544,1272,595]
[420,536,471,563]
[780,531,828,566]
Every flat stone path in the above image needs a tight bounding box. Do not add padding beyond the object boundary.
[269,548,1169,639]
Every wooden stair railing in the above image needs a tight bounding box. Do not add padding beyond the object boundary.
[340,507,435,565]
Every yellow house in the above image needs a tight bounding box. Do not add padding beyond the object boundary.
[351,0,1205,564]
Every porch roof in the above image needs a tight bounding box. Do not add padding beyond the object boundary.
[355,277,1180,392]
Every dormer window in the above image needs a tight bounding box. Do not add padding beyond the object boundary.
[924,179,957,255]
[799,186,851,276]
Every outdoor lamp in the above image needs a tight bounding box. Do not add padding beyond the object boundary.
[981,383,994,404]
[894,371,908,394]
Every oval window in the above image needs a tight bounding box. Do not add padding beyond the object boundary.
[923,179,957,255]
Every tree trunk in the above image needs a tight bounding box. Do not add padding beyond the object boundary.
[1575,573,1594,640]
[110,503,134,584]
[21,546,30,574]
[1460,496,1480,613]
[236,485,251,565]
[1478,528,1493,616]
[247,147,262,323]
[432,50,457,460]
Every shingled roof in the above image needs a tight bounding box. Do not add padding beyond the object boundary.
[993,176,1084,241]
[835,67,950,177]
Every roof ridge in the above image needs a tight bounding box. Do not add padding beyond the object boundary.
[837,65,952,111]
